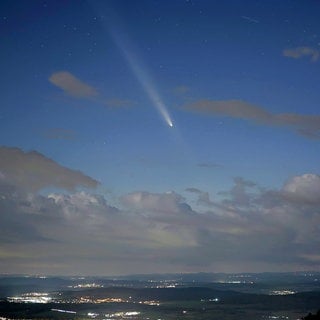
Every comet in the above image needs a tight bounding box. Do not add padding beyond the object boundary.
[107,19,174,128]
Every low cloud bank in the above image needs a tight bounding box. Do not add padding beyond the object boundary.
[1,147,319,274]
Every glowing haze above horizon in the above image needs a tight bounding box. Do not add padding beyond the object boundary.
[1,0,320,276]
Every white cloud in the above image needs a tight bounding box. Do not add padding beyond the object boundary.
[48,191,118,224]
[282,173,320,204]
[121,191,194,216]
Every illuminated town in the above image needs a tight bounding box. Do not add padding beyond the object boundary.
[1,273,319,320]
[7,292,160,306]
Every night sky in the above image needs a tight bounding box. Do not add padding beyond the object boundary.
[1,0,320,275]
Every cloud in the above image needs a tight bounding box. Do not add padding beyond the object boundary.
[48,192,118,218]
[1,147,320,274]
[283,46,320,62]
[197,162,222,168]
[184,99,273,123]
[120,191,194,217]
[275,113,320,138]
[43,128,76,140]
[173,85,190,96]
[49,71,98,98]
[282,173,320,204]
[0,181,62,244]
[241,16,259,23]
[0,186,197,274]
[49,71,133,109]
[192,175,320,267]
[219,177,257,208]
[183,99,320,138]
[105,98,132,108]
[0,146,98,192]
[185,187,202,194]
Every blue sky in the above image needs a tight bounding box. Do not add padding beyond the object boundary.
[1,0,320,275]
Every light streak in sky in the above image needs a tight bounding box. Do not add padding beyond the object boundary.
[107,18,174,128]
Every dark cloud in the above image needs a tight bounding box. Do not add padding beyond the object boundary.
[183,99,320,138]
[197,191,217,208]
[185,187,202,194]
[184,174,320,268]
[219,177,257,208]
[0,181,60,244]
[0,146,98,192]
